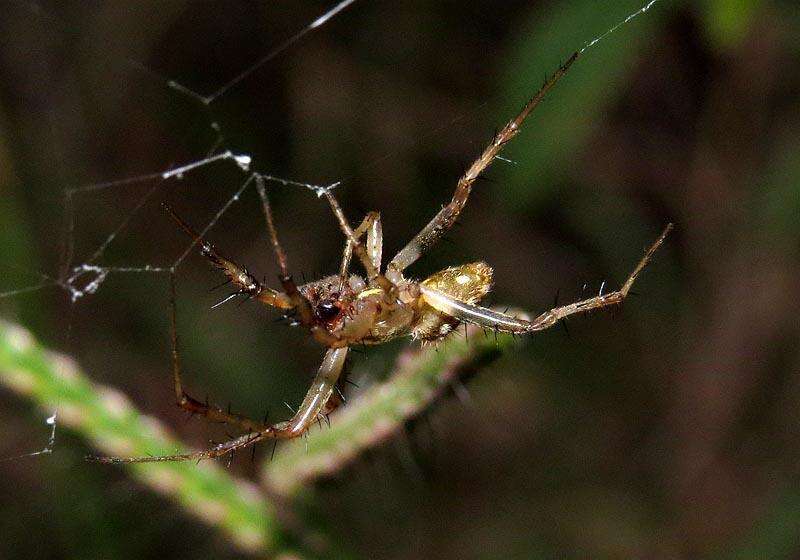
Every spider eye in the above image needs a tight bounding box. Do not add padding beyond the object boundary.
[314,300,340,322]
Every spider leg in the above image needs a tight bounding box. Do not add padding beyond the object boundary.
[388,52,580,274]
[419,224,673,333]
[253,176,315,318]
[254,177,345,346]
[322,191,395,295]
[163,203,292,310]
[88,347,349,463]
[339,212,382,287]
[167,273,269,433]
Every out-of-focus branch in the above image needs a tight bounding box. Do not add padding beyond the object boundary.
[263,323,516,499]
[0,319,279,555]
[0,317,515,558]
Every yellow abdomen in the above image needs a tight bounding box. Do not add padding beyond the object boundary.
[413,262,493,341]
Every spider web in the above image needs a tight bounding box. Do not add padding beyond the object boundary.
[0,0,365,461]
[2,0,361,307]
[0,0,661,457]
[1,0,660,306]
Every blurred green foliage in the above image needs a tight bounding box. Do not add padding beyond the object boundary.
[703,0,762,48]
[500,0,661,207]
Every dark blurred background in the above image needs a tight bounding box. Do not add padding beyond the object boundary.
[1,0,799,558]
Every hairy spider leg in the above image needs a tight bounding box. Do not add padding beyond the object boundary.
[254,177,355,347]
[167,272,269,432]
[162,202,292,309]
[339,211,382,288]
[88,347,349,463]
[388,52,580,274]
[419,223,673,333]
[166,196,344,345]
[254,176,316,327]
[322,190,396,297]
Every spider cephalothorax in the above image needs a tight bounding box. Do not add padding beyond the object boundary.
[301,275,359,326]
[92,49,672,464]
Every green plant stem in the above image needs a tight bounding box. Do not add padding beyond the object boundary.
[0,319,279,555]
[0,318,514,559]
[263,324,516,499]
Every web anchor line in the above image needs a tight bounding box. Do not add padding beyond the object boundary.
[23,0,360,109]
[167,0,361,106]
[0,412,57,463]
[579,0,659,54]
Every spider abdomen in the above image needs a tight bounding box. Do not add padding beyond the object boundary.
[413,262,493,341]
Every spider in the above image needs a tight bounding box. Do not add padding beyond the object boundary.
[90,50,672,464]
